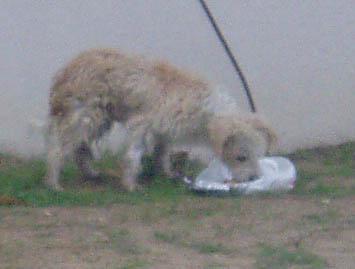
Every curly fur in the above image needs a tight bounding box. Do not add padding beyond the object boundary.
[46,48,277,191]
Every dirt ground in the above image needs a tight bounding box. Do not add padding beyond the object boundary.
[1,142,354,268]
[0,194,354,269]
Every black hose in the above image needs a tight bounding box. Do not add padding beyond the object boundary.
[198,0,257,112]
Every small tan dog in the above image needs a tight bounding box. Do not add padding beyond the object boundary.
[46,48,276,191]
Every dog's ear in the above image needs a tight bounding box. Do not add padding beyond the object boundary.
[221,132,249,163]
[222,135,238,162]
[247,117,278,153]
[208,117,233,156]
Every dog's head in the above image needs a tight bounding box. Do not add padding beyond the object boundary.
[209,115,277,182]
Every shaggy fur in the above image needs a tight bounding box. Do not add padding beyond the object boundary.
[46,48,276,191]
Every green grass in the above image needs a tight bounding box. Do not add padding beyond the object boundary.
[0,153,191,207]
[0,142,354,206]
[256,244,328,269]
[0,240,25,262]
[154,230,232,255]
[154,231,180,244]
[300,209,340,232]
[118,259,149,269]
[203,263,226,269]
[191,241,232,255]
[107,228,144,255]
[288,142,355,197]
[288,142,355,164]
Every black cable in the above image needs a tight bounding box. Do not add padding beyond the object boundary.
[198,0,257,113]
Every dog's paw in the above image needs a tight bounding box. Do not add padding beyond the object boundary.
[121,178,138,192]
[45,180,64,192]
[83,171,103,182]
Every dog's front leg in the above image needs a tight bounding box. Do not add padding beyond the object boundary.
[122,137,145,191]
[45,130,66,191]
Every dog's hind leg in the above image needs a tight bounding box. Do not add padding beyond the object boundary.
[74,142,101,181]
[46,108,111,190]
[73,114,113,181]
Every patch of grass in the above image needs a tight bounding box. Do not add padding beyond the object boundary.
[0,153,191,207]
[0,240,25,264]
[256,244,327,269]
[0,142,353,206]
[289,142,355,197]
[119,259,149,269]
[306,182,353,197]
[0,194,27,206]
[191,241,232,255]
[289,142,355,165]
[153,229,191,248]
[137,203,179,223]
[175,197,232,222]
[154,231,180,244]
[301,209,339,230]
[293,171,354,197]
[153,230,232,255]
[203,263,226,269]
[107,228,144,255]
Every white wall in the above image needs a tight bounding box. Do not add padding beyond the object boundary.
[206,0,355,150]
[0,0,354,156]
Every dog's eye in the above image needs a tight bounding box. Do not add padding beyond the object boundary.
[235,156,247,162]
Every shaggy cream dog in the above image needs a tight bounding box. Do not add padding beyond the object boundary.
[46,48,276,191]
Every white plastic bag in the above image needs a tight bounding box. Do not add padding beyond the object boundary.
[187,156,297,195]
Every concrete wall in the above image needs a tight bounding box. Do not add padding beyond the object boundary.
[0,0,354,156]
[206,0,355,151]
